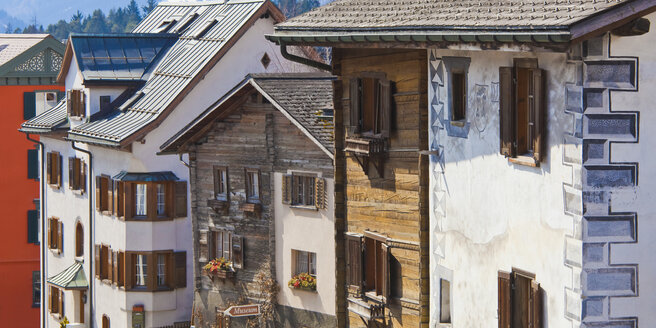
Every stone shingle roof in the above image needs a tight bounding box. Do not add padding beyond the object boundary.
[0,34,49,66]
[276,0,628,31]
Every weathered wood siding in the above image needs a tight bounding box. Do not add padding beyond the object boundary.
[333,48,429,328]
[188,96,333,327]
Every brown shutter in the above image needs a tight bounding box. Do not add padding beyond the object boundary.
[349,78,361,134]
[47,218,52,249]
[124,183,133,220]
[47,287,52,313]
[46,152,52,185]
[108,250,114,282]
[498,271,511,328]
[95,176,101,211]
[57,221,63,254]
[56,153,62,188]
[95,245,101,278]
[499,67,516,158]
[345,234,363,294]
[213,168,221,198]
[167,253,175,289]
[81,90,86,117]
[232,235,243,269]
[115,181,124,218]
[147,253,155,291]
[81,161,87,193]
[113,180,118,215]
[174,251,186,288]
[314,177,326,210]
[530,68,545,164]
[124,253,133,289]
[109,179,114,215]
[378,79,391,137]
[174,181,187,218]
[117,251,125,286]
[199,230,209,262]
[530,281,543,328]
[69,157,74,189]
[113,251,119,284]
[58,289,64,317]
[282,174,292,205]
[382,243,390,303]
[66,90,72,115]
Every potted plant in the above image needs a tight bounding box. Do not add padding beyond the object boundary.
[288,272,317,291]
[59,316,69,328]
[204,257,234,279]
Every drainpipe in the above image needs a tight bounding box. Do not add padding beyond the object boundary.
[71,141,93,328]
[26,134,46,328]
[279,42,332,72]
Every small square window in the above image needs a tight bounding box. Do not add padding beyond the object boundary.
[450,71,466,121]
[214,166,228,201]
[245,169,260,203]
[292,174,315,206]
[293,250,316,277]
[261,53,271,69]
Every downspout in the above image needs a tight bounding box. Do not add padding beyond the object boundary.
[179,153,190,169]
[279,42,332,71]
[26,134,46,328]
[71,141,93,328]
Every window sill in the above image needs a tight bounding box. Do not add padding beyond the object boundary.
[75,256,84,263]
[289,285,317,293]
[31,303,40,308]
[49,313,62,320]
[290,205,318,211]
[71,189,85,195]
[364,291,386,304]
[48,184,61,190]
[450,120,466,127]
[508,155,539,167]
[49,248,61,255]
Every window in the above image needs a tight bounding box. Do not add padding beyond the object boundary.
[75,222,83,257]
[32,271,40,307]
[47,217,62,253]
[95,175,111,212]
[293,250,316,276]
[450,71,466,121]
[67,89,86,118]
[27,148,39,179]
[46,152,62,188]
[135,254,147,287]
[194,19,217,39]
[245,169,260,203]
[155,19,177,33]
[27,210,39,244]
[282,174,326,209]
[100,95,111,112]
[213,166,229,201]
[98,245,110,280]
[117,251,125,287]
[49,286,63,317]
[348,76,391,137]
[499,59,546,166]
[102,314,110,328]
[440,279,451,323]
[174,13,199,33]
[261,53,271,69]
[498,269,543,328]
[24,91,63,119]
[157,254,167,286]
[345,232,390,303]
[69,157,86,192]
[156,184,166,216]
[209,230,243,269]
[135,183,147,216]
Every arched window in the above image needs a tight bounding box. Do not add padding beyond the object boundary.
[102,315,110,328]
[76,222,84,257]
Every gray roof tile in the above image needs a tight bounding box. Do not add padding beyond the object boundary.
[0,34,49,66]
[20,98,68,133]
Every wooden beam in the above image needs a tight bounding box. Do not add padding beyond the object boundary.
[570,0,656,43]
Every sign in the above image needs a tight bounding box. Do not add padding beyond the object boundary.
[224,304,261,317]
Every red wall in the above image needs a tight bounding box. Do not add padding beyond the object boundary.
[0,84,64,328]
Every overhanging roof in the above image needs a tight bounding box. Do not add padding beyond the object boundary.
[19,98,69,134]
[113,171,179,182]
[47,262,88,290]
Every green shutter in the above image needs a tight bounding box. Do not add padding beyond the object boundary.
[23,92,36,120]
[27,210,39,244]
[27,149,39,179]
[57,91,65,102]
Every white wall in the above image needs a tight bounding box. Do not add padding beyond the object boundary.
[274,172,336,316]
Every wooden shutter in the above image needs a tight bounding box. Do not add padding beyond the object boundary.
[530,68,545,164]
[174,181,187,218]
[95,176,101,211]
[95,245,101,278]
[48,286,52,313]
[378,79,391,137]
[117,251,125,286]
[530,281,543,328]
[27,149,38,179]
[232,235,243,269]
[281,174,292,205]
[58,289,64,317]
[174,251,186,288]
[108,179,114,215]
[345,234,363,293]
[499,67,516,158]
[23,91,36,119]
[108,250,114,282]
[314,177,326,209]
[81,161,87,193]
[199,230,209,262]
[47,218,52,248]
[498,271,511,328]
[115,181,124,218]
[27,210,38,243]
[56,153,62,188]
[147,253,155,290]
[68,157,75,189]
[124,253,133,289]
[382,243,390,304]
[166,253,175,289]
[124,182,133,220]
[46,153,52,185]
[66,90,72,116]
[57,221,63,254]
[349,78,361,134]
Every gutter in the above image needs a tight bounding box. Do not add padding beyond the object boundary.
[25,134,46,328]
[279,42,331,72]
[71,141,93,328]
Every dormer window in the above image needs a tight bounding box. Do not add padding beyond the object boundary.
[67,89,85,118]
[194,19,217,39]
[155,20,177,33]
[175,13,199,33]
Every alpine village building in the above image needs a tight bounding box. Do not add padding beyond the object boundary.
[0,34,65,328]
[267,0,656,327]
[159,73,336,328]
[19,0,311,327]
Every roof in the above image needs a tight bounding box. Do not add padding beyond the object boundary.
[47,262,88,290]
[19,98,68,134]
[113,170,179,181]
[0,34,50,66]
[159,72,335,158]
[269,0,656,45]
[65,33,177,83]
[66,0,285,147]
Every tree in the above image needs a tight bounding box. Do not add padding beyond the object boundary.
[142,0,159,17]
[4,23,12,34]
[83,10,108,34]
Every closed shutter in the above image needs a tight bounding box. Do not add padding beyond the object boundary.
[80,161,86,193]
[174,181,187,218]
[57,221,63,254]
[232,235,243,269]
[499,67,516,158]
[349,78,361,134]
[46,153,52,184]
[47,219,52,249]
[378,79,392,137]
[167,253,175,289]
[23,92,36,119]
[27,149,39,179]
[95,176,101,211]
[108,179,114,214]
[530,281,543,328]
[27,210,39,244]
[147,253,155,290]
[66,90,72,116]
[124,182,133,220]
[124,253,133,289]
[382,243,390,303]
[174,251,186,288]
[345,234,363,294]
[199,230,209,262]
[58,289,64,317]
[530,68,545,164]
[314,177,326,210]
[498,271,511,328]
[117,251,125,286]
[281,174,292,205]
[95,245,101,278]
[48,286,52,313]
[115,181,124,217]
[55,153,62,188]
[68,157,75,189]
[108,250,114,282]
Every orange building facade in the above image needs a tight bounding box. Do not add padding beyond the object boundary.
[0,34,64,328]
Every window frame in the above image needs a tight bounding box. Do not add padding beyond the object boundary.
[498,268,543,328]
[348,73,392,138]
[134,253,148,288]
[75,222,84,257]
[69,157,86,193]
[47,217,62,254]
[49,285,63,318]
[245,168,261,203]
[96,175,111,213]
[345,231,390,304]
[67,89,86,118]
[292,249,317,277]
[213,166,229,201]
[46,151,62,188]
[124,250,182,291]
[32,271,40,308]
[291,173,316,207]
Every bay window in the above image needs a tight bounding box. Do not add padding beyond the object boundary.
[135,254,147,287]
[135,183,147,217]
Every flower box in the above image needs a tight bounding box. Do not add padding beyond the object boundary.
[288,272,317,291]
[240,202,261,214]
[204,258,235,279]
[214,269,234,279]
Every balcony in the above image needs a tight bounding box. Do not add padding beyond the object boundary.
[347,297,385,322]
[344,136,386,177]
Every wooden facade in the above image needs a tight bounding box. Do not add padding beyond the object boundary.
[332,48,430,328]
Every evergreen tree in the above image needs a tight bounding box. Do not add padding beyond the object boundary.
[83,10,108,33]
[5,23,12,34]
[142,0,159,17]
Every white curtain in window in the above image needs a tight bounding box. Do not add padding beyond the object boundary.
[156,184,165,215]
[136,254,147,286]
[136,184,147,216]
[157,254,166,286]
